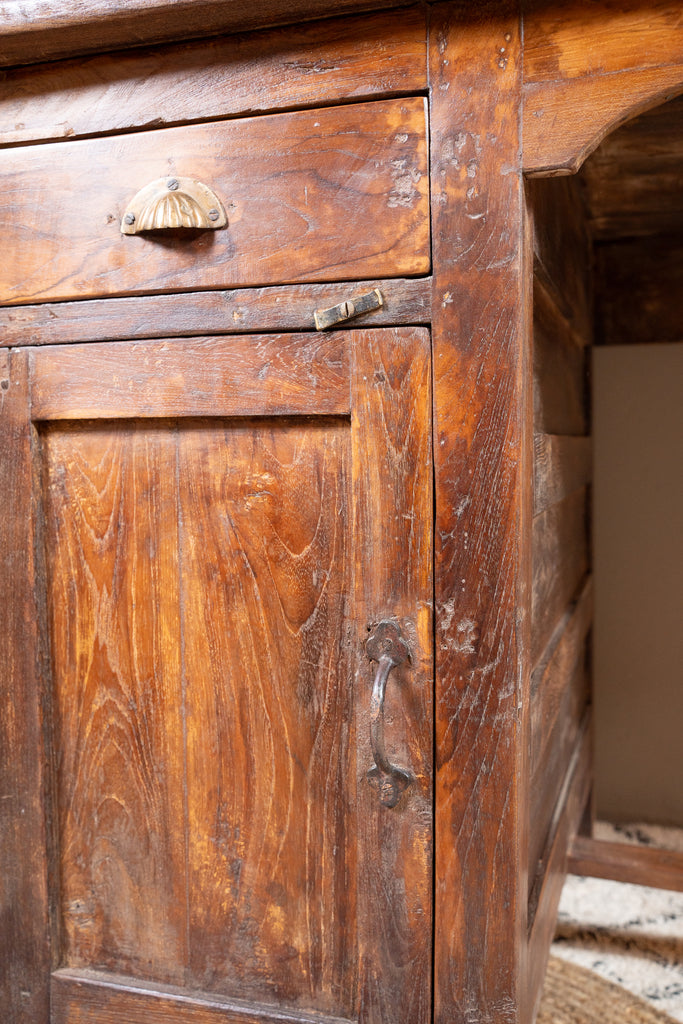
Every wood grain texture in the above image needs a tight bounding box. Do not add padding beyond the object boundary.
[580,96,683,242]
[0,350,52,1023]
[533,434,592,517]
[527,721,592,1013]
[0,9,427,147]
[30,335,350,421]
[352,327,432,1024]
[24,327,433,1021]
[0,279,432,348]
[533,282,589,436]
[528,646,589,891]
[595,236,683,346]
[523,0,683,174]
[429,5,531,1021]
[530,577,593,781]
[43,422,188,982]
[524,0,683,82]
[179,420,356,1014]
[568,837,683,893]
[0,0,415,68]
[531,487,589,668]
[0,97,429,305]
[527,176,592,345]
[529,483,592,905]
[51,968,353,1024]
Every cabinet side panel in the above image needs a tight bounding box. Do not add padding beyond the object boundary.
[180,421,357,1018]
[42,422,188,983]
[527,172,593,928]
[531,487,589,668]
[0,350,51,1022]
[528,177,592,344]
[533,287,589,437]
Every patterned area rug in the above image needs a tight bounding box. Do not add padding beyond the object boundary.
[550,823,683,1021]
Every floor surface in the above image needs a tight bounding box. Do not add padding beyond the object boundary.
[553,823,683,1021]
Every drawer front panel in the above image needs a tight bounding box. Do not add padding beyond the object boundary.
[0,98,429,305]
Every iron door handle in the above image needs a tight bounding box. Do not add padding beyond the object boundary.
[366,621,413,808]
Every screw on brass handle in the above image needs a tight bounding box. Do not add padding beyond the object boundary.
[366,621,413,808]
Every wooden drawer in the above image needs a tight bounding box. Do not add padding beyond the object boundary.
[0,97,429,305]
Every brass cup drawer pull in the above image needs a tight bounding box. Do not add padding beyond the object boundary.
[366,620,413,808]
[121,176,228,233]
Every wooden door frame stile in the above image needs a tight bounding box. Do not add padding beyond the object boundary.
[0,350,52,1022]
[429,4,532,1021]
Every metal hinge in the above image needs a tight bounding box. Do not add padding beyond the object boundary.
[314,288,384,330]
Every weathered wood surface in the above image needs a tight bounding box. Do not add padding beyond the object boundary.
[429,4,531,1022]
[534,434,592,516]
[530,578,593,782]
[0,0,414,68]
[43,421,189,982]
[523,0,683,174]
[595,236,683,346]
[0,351,52,1023]
[0,97,429,305]
[30,335,350,420]
[179,422,356,1012]
[0,279,432,348]
[352,327,433,1024]
[580,95,683,241]
[51,969,353,1024]
[532,488,589,668]
[30,328,433,1022]
[568,837,683,893]
[527,721,592,1017]
[533,283,589,437]
[529,649,589,884]
[0,9,427,147]
[527,176,592,345]
[529,627,590,890]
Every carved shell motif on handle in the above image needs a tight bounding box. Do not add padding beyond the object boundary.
[121,176,228,234]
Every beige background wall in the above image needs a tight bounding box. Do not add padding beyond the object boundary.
[593,343,683,826]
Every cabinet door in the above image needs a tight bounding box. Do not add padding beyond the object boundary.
[3,329,432,1024]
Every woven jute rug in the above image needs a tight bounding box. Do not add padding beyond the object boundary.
[551,822,683,1020]
[537,956,680,1024]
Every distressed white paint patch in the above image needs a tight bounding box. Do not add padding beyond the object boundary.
[388,157,422,208]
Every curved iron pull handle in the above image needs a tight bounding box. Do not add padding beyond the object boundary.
[366,621,413,808]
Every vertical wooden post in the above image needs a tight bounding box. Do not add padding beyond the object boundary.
[0,349,51,1022]
[429,4,532,1021]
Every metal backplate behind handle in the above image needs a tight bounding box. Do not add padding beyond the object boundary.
[314,288,383,330]
[366,620,413,808]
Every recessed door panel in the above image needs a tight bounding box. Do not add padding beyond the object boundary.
[42,422,187,984]
[179,422,355,1014]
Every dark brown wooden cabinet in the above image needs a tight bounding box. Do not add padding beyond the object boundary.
[1,4,681,1023]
